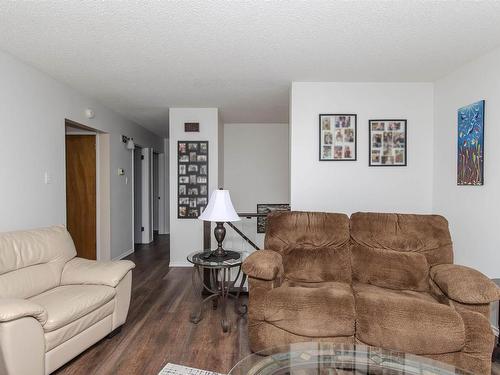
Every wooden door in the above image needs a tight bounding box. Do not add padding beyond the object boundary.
[66,135,96,260]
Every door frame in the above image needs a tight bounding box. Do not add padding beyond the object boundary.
[158,152,166,234]
[65,119,111,260]
[142,147,154,244]
[131,146,154,245]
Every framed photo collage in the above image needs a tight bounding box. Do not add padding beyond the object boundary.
[177,141,209,219]
[319,114,407,166]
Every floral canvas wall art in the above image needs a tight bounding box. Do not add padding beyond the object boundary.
[457,100,485,186]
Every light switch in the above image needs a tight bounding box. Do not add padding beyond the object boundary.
[44,172,52,184]
[118,168,125,176]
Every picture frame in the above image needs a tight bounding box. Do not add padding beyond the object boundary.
[457,100,485,186]
[369,119,407,167]
[256,203,291,234]
[319,114,357,161]
[177,141,209,219]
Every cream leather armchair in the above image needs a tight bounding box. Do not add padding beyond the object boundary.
[0,226,135,375]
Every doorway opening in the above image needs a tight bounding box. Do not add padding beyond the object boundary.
[133,145,154,245]
[133,145,143,244]
[153,152,160,235]
[65,120,110,260]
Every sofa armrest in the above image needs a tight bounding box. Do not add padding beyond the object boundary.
[61,257,136,288]
[242,250,283,281]
[0,298,47,325]
[430,264,499,304]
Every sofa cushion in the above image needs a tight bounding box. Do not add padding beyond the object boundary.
[283,245,351,283]
[30,285,116,332]
[351,244,429,291]
[265,211,351,283]
[44,299,115,351]
[263,282,355,337]
[350,212,453,291]
[0,226,77,299]
[354,283,465,355]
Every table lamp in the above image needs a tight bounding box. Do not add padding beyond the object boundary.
[198,189,241,260]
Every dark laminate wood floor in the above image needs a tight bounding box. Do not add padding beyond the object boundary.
[55,234,250,375]
[54,234,500,375]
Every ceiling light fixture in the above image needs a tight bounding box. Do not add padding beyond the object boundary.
[122,135,135,150]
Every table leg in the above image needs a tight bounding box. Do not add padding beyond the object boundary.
[211,268,219,310]
[220,268,229,332]
[235,272,248,316]
[190,266,219,324]
[190,265,204,323]
[190,263,245,332]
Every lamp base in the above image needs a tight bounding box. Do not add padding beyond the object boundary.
[200,250,241,262]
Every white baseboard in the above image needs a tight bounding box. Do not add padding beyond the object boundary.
[169,261,192,267]
[112,248,134,260]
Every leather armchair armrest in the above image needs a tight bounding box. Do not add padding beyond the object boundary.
[242,250,283,281]
[0,298,47,325]
[61,257,136,288]
[430,264,500,304]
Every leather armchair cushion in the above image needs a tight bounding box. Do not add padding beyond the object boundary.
[354,283,465,355]
[0,226,77,299]
[430,264,500,304]
[44,299,115,351]
[61,258,135,288]
[29,285,116,332]
[0,225,76,276]
[263,282,355,337]
[242,250,283,281]
[0,298,47,325]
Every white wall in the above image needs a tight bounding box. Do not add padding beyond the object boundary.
[433,48,500,279]
[223,123,290,250]
[0,50,163,260]
[290,82,434,214]
[224,123,290,211]
[169,108,219,266]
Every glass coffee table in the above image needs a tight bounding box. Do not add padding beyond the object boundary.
[228,343,470,375]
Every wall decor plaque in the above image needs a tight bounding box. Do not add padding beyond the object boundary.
[184,122,200,132]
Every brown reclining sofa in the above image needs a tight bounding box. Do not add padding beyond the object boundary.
[242,211,499,374]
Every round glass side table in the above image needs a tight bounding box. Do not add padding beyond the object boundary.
[187,250,248,333]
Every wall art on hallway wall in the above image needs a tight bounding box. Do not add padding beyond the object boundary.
[319,114,357,161]
[369,119,407,166]
[457,100,485,186]
[178,141,209,218]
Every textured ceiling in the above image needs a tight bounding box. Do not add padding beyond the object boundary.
[1,1,500,137]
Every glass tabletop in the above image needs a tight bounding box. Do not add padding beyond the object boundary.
[187,250,247,268]
[228,343,470,375]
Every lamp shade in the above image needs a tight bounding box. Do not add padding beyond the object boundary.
[198,190,240,222]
